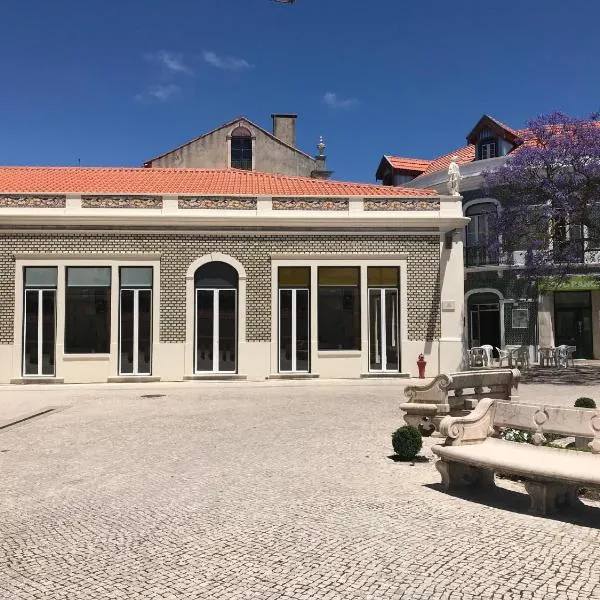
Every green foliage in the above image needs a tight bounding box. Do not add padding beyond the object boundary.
[392,426,422,460]
[501,428,533,444]
[575,397,596,409]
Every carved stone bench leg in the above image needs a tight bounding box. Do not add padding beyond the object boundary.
[436,460,495,491]
[524,481,583,515]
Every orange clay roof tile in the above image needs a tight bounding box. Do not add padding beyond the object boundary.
[421,144,476,175]
[0,166,438,197]
[384,156,431,172]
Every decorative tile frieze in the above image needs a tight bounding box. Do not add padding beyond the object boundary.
[364,198,440,211]
[272,197,349,211]
[178,196,257,210]
[81,196,162,209]
[0,195,66,208]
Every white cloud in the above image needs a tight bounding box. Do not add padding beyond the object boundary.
[323,92,359,109]
[203,51,252,71]
[145,51,192,75]
[136,84,181,102]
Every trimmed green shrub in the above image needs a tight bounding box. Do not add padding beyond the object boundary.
[575,397,596,409]
[392,425,422,460]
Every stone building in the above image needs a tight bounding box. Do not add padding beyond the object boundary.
[144,113,332,179]
[376,114,600,360]
[0,166,466,384]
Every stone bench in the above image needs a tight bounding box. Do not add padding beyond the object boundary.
[400,369,520,436]
[432,398,600,515]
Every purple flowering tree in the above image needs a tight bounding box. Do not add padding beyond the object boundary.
[483,112,600,284]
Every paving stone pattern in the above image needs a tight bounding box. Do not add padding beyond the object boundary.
[1,382,600,599]
[0,232,440,344]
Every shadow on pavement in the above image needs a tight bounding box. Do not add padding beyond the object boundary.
[520,363,600,386]
[425,482,600,528]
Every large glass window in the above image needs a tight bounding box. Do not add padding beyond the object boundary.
[278,267,310,373]
[65,267,111,354]
[318,267,360,350]
[23,267,57,376]
[230,126,252,170]
[119,267,153,375]
[465,203,499,266]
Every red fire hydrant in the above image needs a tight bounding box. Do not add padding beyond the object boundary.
[417,353,427,379]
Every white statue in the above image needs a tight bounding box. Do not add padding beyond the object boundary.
[447,155,462,196]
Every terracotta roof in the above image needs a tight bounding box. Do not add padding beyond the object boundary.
[411,119,600,180]
[0,166,437,197]
[486,116,521,139]
[385,156,431,172]
[421,144,476,176]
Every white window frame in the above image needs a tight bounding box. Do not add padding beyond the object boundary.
[119,287,152,376]
[270,255,409,377]
[22,288,56,377]
[278,288,310,373]
[13,254,160,382]
[195,288,238,374]
[368,287,399,373]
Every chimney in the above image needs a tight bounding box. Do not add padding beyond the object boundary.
[271,113,297,147]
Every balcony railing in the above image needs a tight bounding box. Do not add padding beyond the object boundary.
[465,245,501,267]
[465,243,600,268]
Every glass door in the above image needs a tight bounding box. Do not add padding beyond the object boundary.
[554,291,593,358]
[119,267,153,375]
[369,288,399,372]
[195,289,238,373]
[279,289,310,372]
[120,289,152,375]
[23,289,56,376]
[23,267,57,377]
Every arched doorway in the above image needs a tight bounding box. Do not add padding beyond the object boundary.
[467,291,502,352]
[195,261,239,373]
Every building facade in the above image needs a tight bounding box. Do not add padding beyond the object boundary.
[376,114,600,360]
[144,114,332,179]
[0,166,466,384]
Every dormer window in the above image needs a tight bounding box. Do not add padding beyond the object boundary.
[230,126,253,170]
[477,138,497,160]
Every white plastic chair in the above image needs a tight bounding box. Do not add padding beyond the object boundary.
[554,345,568,368]
[495,347,510,368]
[468,347,486,368]
[538,347,555,367]
[480,344,494,367]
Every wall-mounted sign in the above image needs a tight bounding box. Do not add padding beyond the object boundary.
[512,308,529,329]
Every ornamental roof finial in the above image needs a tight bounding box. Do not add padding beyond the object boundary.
[317,136,326,157]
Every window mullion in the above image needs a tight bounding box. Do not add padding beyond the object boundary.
[133,289,139,375]
[380,289,387,371]
[213,290,219,373]
[37,289,43,376]
[291,289,297,372]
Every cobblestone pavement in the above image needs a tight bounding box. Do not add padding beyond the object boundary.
[2,381,600,600]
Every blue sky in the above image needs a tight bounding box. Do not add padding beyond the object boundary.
[1,0,599,182]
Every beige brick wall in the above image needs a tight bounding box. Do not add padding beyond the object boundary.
[0,232,440,344]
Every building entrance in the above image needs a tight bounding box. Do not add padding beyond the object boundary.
[468,292,501,354]
[554,291,593,359]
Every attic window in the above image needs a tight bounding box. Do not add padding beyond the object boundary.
[477,138,497,160]
[231,126,252,170]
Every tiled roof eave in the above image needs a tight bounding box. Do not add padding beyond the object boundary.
[0,167,438,198]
